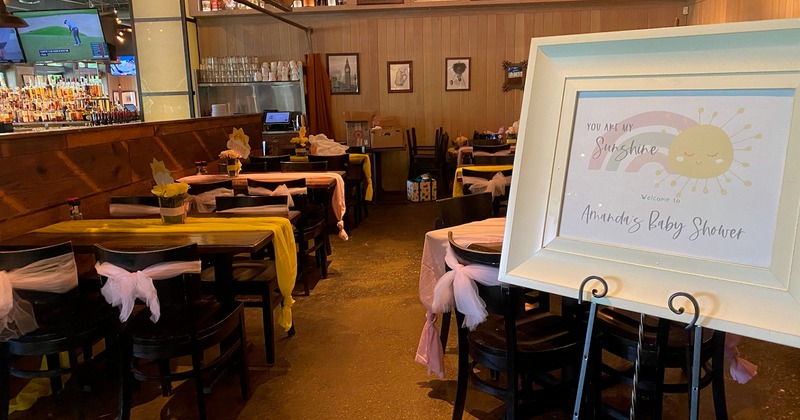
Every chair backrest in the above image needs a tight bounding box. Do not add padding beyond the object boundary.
[94,244,200,315]
[308,154,348,171]
[434,192,494,229]
[109,196,159,206]
[241,162,270,173]
[109,196,161,218]
[215,195,288,212]
[187,180,233,195]
[472,131,504,146]
[473,154,515,166]
[462,167,513,180]
[281,161,327,172]
[347,146,366,154]
[473,144,511,153]
[247,177,307,191]
[250,154,290,172]
[448,230,501,266]
[0,242,73,271]
[437,131,449,164]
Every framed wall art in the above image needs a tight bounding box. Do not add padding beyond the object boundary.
[445,57,470,91]
[502,60,527,91]
[387,61,412,93]
[501,20,800,349]
[327,53,360,95]
[121,91,138,107]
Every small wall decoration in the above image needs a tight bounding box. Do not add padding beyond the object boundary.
[502,60,527,91]
[445,57,470,91]
[121,91,138,108]
[327,53,360,95]
[112,91,120,105]
[387,61,412,93]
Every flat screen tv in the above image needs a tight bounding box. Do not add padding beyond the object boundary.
[110,55,135,76]
[0,29,25,63]
[15,9,109,62]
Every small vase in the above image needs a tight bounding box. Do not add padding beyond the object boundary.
[226,158,241,177]
[158,195,187,224]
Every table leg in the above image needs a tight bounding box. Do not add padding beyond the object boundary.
[208,254,235,305]
[371,151,383,202]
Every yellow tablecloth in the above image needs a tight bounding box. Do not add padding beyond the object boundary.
[289,153,373,201]
[34,218,298,332]
[452,165,514,197]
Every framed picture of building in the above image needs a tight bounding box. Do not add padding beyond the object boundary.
[327,53,360,95]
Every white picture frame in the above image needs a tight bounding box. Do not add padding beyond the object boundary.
[500,20,800,348]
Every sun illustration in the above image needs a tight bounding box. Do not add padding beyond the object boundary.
[655,107,758,197]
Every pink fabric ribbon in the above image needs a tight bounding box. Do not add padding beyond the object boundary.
[724,333,758,384]
[414,311,445,378]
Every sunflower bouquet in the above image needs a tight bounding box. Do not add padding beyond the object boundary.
[150,158,190,223]
[290,126,309,148]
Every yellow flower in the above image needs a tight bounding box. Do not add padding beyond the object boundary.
[299,126,306,138]
[152,182,190,198]
[220,149,241,159]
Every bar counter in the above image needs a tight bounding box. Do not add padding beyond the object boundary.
[0,114,262,241]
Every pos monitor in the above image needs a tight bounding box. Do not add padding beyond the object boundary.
[15,9,109,62]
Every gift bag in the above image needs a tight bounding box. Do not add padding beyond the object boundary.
[406,174,438,202]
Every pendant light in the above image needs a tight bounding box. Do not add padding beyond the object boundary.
[0,1,28,28]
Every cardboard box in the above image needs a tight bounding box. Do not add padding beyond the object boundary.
[407,177,437,202]
[344,110,376,147]
[371,127,405,149]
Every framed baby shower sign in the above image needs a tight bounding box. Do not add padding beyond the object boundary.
[500,20,800,348]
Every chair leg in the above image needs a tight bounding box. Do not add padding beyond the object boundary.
[158,359,172,396]
[318,247,328,279]
[68,350,86,420]
[711,332,728,420]
[452,313,470,420]
[46,353,63,393]
[262,290,276,366]
[191,345,207,420]
[117,335,133,420]
[440,311,451,351]
[238,310,251,400]
[0,344,10,420]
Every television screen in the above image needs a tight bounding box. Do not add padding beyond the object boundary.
[0,29,25,63]
[110,55,135,76]
[15,9,109,62]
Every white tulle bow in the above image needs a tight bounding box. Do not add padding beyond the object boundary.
[465,172,511,199]
[95,260,202,323]
[187,188,233,213]
[0,253,78,340]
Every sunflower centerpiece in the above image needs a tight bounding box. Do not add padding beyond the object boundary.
[291,126,310,156]
[150,158,190,224]
[220,127,251,177]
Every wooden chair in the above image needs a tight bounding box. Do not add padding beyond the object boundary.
[247,178,327,296]
[433,192,494,351]
[472,144,511,153]
[280,161,327,172]
[473,154,515,166]
[187,180,234,213]
[308,154,348,171]
[0,242,116,420]
[215,195,290,216]
[447,232,584,419]
[109,196,161,218]
[250,154,290,172]
[461,167,513,216]
[241,161,270,173]
[209,194,294,365]
[95,244,250,420]
[595,308,728,419]
[408,127,447,197]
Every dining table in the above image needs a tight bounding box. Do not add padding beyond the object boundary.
[452,164,514,197]
[416,217,506,378]
[179,171,350,241]
[0,217,299,332]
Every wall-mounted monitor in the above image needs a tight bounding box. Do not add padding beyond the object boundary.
[15,9,109,62]
[110,55,135,76]
[0,29,25,63]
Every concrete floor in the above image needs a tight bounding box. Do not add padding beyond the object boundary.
[8,198,800,419]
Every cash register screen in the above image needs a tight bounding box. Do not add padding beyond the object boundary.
[265,112,291,124]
